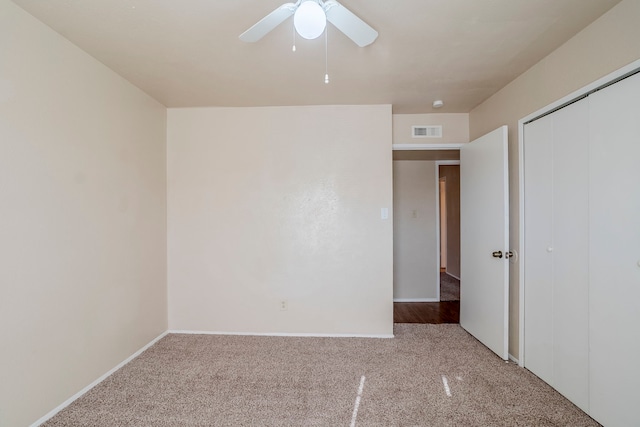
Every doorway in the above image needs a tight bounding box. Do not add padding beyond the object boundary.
[437,162,461,303]
[439,177,447,271]
[392,150,461,323]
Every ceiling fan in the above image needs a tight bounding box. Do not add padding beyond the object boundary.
[239,0,378,47]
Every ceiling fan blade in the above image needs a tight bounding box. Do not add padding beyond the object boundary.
[239,3,297,43]
[324,0,378,47]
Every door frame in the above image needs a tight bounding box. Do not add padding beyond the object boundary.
[435,160,460,302]
[517,58,640,368]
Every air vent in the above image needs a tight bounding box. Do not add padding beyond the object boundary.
[412,125,442,138]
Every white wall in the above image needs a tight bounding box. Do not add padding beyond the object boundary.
[167,105,393,336]
[393,113,469,145]
[393,161,438,301]
[469,0,640,359]
[0,2,168,426]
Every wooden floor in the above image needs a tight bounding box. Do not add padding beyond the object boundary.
[394,301,460,324]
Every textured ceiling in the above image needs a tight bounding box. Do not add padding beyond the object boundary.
[12,0,621,113]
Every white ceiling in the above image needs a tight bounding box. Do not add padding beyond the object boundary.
[12,0,621,113]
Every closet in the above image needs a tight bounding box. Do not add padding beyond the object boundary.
[523,71,640,427]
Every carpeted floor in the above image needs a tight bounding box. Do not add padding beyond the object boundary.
[44,325,598,426]
[440,272,460,301]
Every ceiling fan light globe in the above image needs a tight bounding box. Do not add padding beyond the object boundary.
[294,1,326,40]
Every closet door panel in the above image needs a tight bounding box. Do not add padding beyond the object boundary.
[551,100,590,412]
[589,72,640,427]
[523,115,554,384]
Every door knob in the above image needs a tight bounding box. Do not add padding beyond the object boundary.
[492,251,503,258]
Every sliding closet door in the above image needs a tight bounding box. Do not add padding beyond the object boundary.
[589,72,640,427]
[524,99,590,411]
[550,99,590,412]
[523,115,554,385]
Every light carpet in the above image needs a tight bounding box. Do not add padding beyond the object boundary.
[44,324,598,426]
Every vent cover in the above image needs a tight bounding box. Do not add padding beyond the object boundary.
[412,125,442,138]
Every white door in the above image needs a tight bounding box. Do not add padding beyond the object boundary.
[588,71,640,427]
[460,126,509,360]
[523,98,590,412]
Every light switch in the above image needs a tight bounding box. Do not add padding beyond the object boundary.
[381,208,389,220]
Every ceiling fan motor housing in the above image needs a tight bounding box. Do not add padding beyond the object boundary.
[294,0,327,40]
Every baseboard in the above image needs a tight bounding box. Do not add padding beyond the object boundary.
[168,330,394,339]
[393,298,439,303]
[508,353,519,364]
[31,330,169,427]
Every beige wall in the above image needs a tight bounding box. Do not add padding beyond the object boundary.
[167,105,393,336]
[439,165,461,279]
[393,113,469,145]
[0,2,168,426]
[469,0,640,359]
[393,161,438,300]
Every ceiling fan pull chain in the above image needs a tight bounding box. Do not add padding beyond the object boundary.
[292,20,297,52]
[324,26,329,84]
